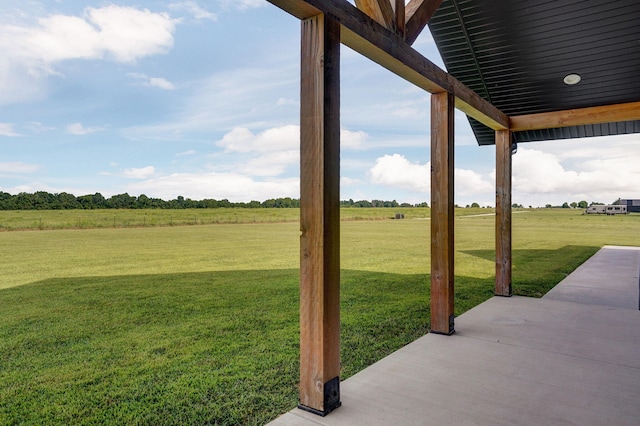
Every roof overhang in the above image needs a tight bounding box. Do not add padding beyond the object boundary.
[429,0,640,145]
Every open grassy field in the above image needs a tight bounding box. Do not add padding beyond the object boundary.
[1,209,638,424]
[0,207,433,230]
[0,206,504,231]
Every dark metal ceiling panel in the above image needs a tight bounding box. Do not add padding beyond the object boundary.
[428,0,640,145]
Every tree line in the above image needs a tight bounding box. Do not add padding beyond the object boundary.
[0,191,429,210]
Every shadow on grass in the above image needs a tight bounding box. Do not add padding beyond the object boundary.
[0,247,594,425]
[461,245,600,297]
[1,269,433,425]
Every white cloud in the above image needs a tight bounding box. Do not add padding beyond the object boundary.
[455,168,493,196]
[122,166,156,179]
[369,153,494,202]
[237,151,299,177]
[512,145,640,205]
[0,5,177,105]
[126,172,299,202]
[0,123,20,136]
[66,122,104,135]
[213,125,368,177]
[18,6,175,64]
[176,150,196,156]
[341,128,368,149]
[341,176,361,186]
[169,1,217,21]
[0,161,40,174]
[370,154,430,193]
[217,125,368,152]
[148,77,175,90]
[128,73,175,90]
[217,125,298,153]
[215,125,299,176]
[82,6,176,62]
[24,121,55,134]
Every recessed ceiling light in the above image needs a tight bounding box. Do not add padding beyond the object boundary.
[563,73,581,85]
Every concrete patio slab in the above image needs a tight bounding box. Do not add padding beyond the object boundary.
[269,246,640,425]
[544,245,640,309]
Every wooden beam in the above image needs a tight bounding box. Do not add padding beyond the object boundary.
[430,91,455,335]
[510,101,640,132]
[394,0,405,37]
[355,0,395,30]
[298,14,342,416]
[495,130,512,297]
[267,0,509,130]
[405,0,443,45]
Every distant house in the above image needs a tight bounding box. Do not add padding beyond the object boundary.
[620,199,640,213]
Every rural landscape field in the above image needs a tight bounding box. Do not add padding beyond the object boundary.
[1,208,638,424]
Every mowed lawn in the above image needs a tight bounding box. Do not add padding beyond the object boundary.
[1,209,638,424]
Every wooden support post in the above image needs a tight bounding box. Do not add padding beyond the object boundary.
[298,14,342,416]
[430,91,455,335]
[394,0,405,37]
[495,130,512,296]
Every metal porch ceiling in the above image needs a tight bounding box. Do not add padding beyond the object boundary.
[428,0,640,145]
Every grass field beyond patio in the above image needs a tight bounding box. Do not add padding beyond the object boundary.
[1,209,638,424]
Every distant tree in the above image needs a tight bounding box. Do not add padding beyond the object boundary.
[562,202,570,208]
[14,192,36,209]
[471,202,480,208]
[570,202,578,209]
[77,193,105,209]
[0,192,433,211]
[612,198,622,205]
[34,191,56,209]
[545,204,552,208]
[578,200,588,209]
[57,192,80,209]
[137,194,152,208]
[107,193,136,209]
[354,200,372,207]
[0,191,11,209]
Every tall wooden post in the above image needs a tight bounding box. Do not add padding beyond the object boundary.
[298,14,341,416]
[495,130,512,296]
[430,91,455,335]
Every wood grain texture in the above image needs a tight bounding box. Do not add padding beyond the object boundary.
[495,130,512,297]
[299,14,342,413]
[405,0,443,45]
[355,0,395,30]
[430,92,455,335]
[395,0,405,36]
[510,101,640,131]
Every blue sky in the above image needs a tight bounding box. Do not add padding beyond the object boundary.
[1,0,638,207]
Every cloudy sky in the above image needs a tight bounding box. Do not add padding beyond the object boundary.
[1,0,638,207]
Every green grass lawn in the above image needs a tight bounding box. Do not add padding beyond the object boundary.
[1,209,638,424]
